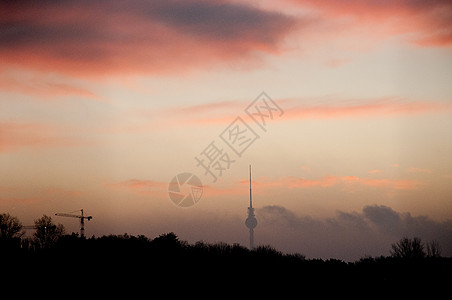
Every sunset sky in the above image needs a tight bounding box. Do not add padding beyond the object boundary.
[1,0,452,261]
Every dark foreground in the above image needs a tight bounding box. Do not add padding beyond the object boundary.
[3,233,451,296]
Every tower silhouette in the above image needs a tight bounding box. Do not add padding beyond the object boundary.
[245,165,257,249]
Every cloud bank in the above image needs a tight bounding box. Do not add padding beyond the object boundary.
[257,204,452,261]
[2,0,450,81]
[0,0,296,77]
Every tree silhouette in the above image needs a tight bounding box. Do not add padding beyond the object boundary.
[33,215,65,249]
[426,240,441,258]
[0,213,23,239]
[390,237,426,259]
[0,213,23,251]
[150,232,185,249]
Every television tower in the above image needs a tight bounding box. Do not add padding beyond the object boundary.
[245,165,257,249]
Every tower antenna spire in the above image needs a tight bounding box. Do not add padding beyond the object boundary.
[249,164,252,209]
[245,165,257,249]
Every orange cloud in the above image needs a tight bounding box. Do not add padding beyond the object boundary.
[236,174,423,192]
[284,175,339,188]
[0,122,90,153]
[237,175,339,190]
[368,169,381,174]
[341,176,422,190]
[110,179,165,189]
[283,97,452,121]
[203,184,244,197]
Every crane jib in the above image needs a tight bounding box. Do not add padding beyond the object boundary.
[54,209,92,238]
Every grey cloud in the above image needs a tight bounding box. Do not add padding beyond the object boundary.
[143,0,295,43]
[258,205,321,228]
[256,204,452,261]
[0,0,297,65]
[363,205,402,236]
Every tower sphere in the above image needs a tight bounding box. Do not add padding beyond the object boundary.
[245,216,257,229]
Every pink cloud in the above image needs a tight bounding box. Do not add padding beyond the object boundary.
[108,179,167,196]
[290,0,452,47]
[414,33,452,48]
[0,0,296,78]
[165,97,452,128]
[192,172,424,199]
[44,188,83,197]
[0,186,83,207]
[0,196,39,205]
[0,71,100,100]
[168,100,243,116]
[324,58,352,68]
[300,165,311,172]
[102,96,452,138]
[407,167,433,174]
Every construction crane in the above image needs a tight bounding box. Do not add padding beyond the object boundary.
[55,209,92,238]
[23,225,37,229]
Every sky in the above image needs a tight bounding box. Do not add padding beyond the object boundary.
[1,0,452,261]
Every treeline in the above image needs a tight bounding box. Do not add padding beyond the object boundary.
[4,232,451,292]
[1,213,451,293]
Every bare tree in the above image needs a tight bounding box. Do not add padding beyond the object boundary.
[0,213,24,239]
[33,215,65,249]
[390,237,426,259]
[426,240,441,258]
